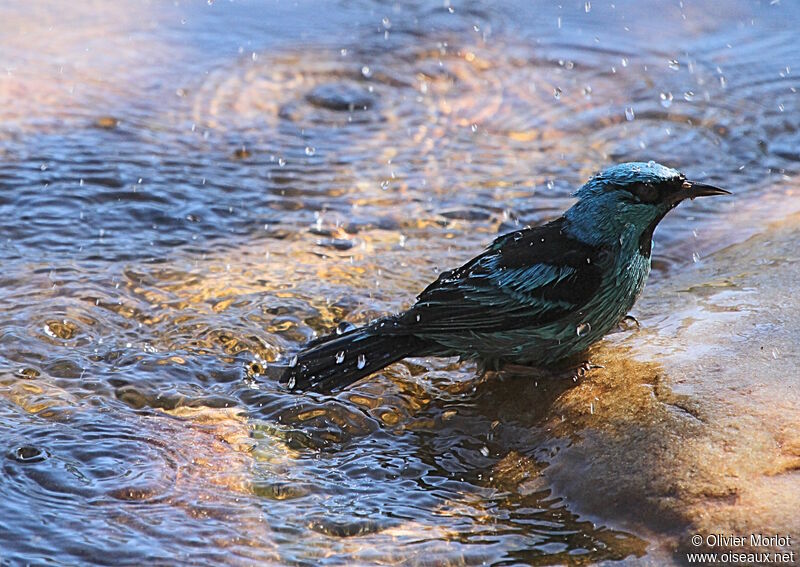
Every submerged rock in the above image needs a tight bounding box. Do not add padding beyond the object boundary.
[538,213,800,561]
[305,82,376,111]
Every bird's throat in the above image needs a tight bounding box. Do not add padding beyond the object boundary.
[638,209,671,257]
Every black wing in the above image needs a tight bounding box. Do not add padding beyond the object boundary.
[397,218,605,333]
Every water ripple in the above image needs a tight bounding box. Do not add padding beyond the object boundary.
[1,0,799,563]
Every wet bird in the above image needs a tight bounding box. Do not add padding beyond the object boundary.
[280,162,729,393]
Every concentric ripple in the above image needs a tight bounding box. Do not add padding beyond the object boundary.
[1,0,799,564]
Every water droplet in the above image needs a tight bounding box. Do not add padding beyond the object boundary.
[620,57,628,67]
[289,355,298,368]
[288,376,296,389]
[361,65,371,77]
[624,107,635,121]
[576,322,592,337]
[553,87,562,100]
[382,17,391,29]
[546,179,555,190]
[583,85,592,98]
[668,59,680,71]
[357,354,366,369]
[659,92,673,108]
[415,314,421,322]
[304,146,316,156]
[335,351,345,364]
[683,91,695,101]
[278,157,286,167]
[336,321,356,335]
[471,123,478,132]
[584,1,591,12]
[692,252,700,263]
[557,16,562,28]
[480,446,490,457]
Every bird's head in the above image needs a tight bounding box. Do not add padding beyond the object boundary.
[564,161,730,255]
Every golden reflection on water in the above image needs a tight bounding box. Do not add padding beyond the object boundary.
[1,0,800,564]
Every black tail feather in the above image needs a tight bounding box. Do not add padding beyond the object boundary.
[279,319,430,393]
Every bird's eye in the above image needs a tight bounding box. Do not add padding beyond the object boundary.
[632,183,659,203]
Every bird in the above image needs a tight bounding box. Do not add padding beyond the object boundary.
[279,161,729,393]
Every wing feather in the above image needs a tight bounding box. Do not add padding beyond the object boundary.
[397,218,604,334]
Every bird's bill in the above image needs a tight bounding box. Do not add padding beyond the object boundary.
[681,180,731,200]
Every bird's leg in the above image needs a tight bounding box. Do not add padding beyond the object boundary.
[488,360,603,382]
[476,357,504,379]
[497,363,553,380]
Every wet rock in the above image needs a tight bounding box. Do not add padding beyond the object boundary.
[438,208,493,221]
[539,214,800,560]
[250,479,309,500]
[94,116,119,129]
[15,367,40,379]
[8,445,48,463]
[316,237,355,251]
[232,147,252,159]
[42,319,79,341]
[307,516,389,537]
[305,82,376,111]
[44,359,84,379]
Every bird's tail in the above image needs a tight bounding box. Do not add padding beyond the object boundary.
[279,318,429,393]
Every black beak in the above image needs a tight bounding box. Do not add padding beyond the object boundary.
[682,180,731,200]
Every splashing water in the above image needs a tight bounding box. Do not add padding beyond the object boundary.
[0,0,798,564]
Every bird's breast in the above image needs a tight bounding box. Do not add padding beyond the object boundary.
[532,248,651,363]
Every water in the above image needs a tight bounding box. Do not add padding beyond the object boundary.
[1,0,798,564]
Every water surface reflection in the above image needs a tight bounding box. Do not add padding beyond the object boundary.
[1,0,798,564]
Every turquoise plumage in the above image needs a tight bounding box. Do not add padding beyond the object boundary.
[280,162,729,392]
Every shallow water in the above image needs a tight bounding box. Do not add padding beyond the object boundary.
[1,1,798,564]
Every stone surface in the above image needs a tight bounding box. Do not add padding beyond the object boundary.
[537,214,800,563]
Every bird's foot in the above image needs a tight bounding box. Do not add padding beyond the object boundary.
[568,360,604,382]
